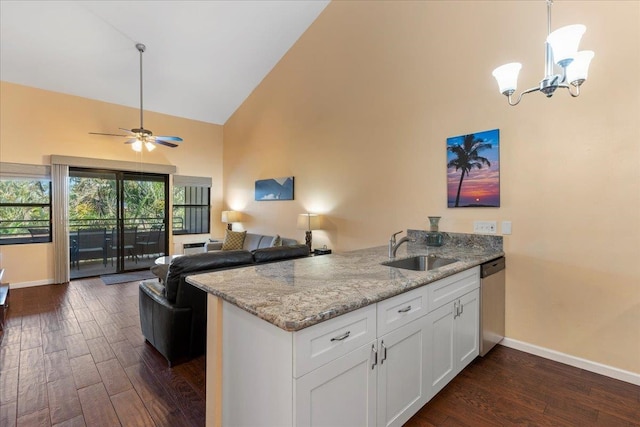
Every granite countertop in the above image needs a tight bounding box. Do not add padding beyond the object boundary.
[186,232,504,332]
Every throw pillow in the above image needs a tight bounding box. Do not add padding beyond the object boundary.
[222,230,246,251]
[270,234,282,247]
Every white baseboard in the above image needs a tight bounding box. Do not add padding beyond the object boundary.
[500,337,640,386]
[8,279,56,289]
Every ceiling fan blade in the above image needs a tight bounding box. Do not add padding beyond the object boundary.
[89,132,129,137]
[154,140,179,148]
[124,138,138,145]
[118,128,136,134]
[155,136,183,142]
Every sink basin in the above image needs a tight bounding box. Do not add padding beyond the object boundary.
[382,255,458,271]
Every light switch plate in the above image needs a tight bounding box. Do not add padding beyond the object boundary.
[501,221,512,235]
[473,221,497,234]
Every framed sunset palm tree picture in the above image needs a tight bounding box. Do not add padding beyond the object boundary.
[447,129,500,208]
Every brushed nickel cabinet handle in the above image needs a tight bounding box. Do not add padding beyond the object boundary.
[330,331,350,342]
[371,344,378,370]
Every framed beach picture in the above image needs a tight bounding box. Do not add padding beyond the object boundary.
[255,176,294,201]
[447,129,500,208]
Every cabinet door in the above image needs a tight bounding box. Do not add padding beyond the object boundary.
[426,301,456,396]
[295,342,376,427]
[454,289,479,375]
[377,316,431,427]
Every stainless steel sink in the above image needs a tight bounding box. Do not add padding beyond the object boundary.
[382,255,458,271]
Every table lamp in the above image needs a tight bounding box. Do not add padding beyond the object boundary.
[221,211,241,231]
[297,213,322,252]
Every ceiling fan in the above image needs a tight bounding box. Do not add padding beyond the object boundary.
[89,43,183,152]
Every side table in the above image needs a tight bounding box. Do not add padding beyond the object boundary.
[150,255,183,284]
[154,254,183,265]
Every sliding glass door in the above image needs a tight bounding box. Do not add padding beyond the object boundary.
[121,173,168,270]
[69,168,168,279]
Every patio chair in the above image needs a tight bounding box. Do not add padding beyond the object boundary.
[137,224,164,259]
[70,236,79,269]
[28,228,50,241]
[75,228,107,269]
[109,227,138,266]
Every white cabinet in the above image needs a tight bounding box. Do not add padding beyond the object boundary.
[207,267,480,427]
[295,342,377,427]
[376,315,430,427]
[294,305,377,427]
[454,289,480,372]
[295,304,377,378]
[297,316,432,427]
[427,287,479,396]
[295,283,434,427]
[427,297,456,395]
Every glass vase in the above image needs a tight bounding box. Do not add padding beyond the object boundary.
[426,216,443,247]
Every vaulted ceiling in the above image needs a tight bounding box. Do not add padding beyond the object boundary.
[0,1,330,125]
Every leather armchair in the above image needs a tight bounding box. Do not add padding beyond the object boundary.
[138,280,191,366]
[139,245,310,366]
[139,250,253,366]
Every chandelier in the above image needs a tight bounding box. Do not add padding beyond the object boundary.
[492,0,594,106]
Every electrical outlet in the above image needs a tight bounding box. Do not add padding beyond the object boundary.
[473,221,497,234]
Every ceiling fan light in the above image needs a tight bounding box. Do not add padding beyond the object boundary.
[144,141,156,152]
[566,50,594,86]
[492,62,522,95]
[131,140,143,152]
[547,24,586,68]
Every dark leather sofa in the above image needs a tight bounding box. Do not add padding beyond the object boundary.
[139,244,310,366]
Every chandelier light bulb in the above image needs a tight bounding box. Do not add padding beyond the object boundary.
[492,63,522,95]
[546,24,586,68]
[566,50,594,86]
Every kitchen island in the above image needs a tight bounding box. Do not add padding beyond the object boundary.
[187,232,503,427]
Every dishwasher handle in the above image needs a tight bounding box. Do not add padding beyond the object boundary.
[481,257,505,278]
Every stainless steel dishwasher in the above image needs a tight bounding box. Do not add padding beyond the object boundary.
[480,257,505,356]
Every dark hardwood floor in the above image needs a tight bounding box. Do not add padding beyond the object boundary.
[405,346,640,427]
[0,278,205,427]
[1,278,639,426]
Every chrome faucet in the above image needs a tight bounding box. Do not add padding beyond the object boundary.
[388,230,413,258]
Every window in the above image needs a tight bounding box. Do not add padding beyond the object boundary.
[172,176,212,235]
[0,163,52,244]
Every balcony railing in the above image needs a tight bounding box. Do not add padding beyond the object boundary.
[68,219,168,273]
[0,216,185,242]
[0,219,52,244]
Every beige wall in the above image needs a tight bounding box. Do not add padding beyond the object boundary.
[0,82,225,285]
[223,1,640,373]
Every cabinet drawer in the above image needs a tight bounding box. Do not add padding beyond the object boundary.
[294,304,376,378]
[377,285,429,336]
[427,267,480,312]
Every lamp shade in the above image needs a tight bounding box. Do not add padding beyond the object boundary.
[131,140,143,152]
[565,50,594,86]
[492,62,522,95]
[221,210,241,223]
[546,24,586,67]
[297,213,322,231]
